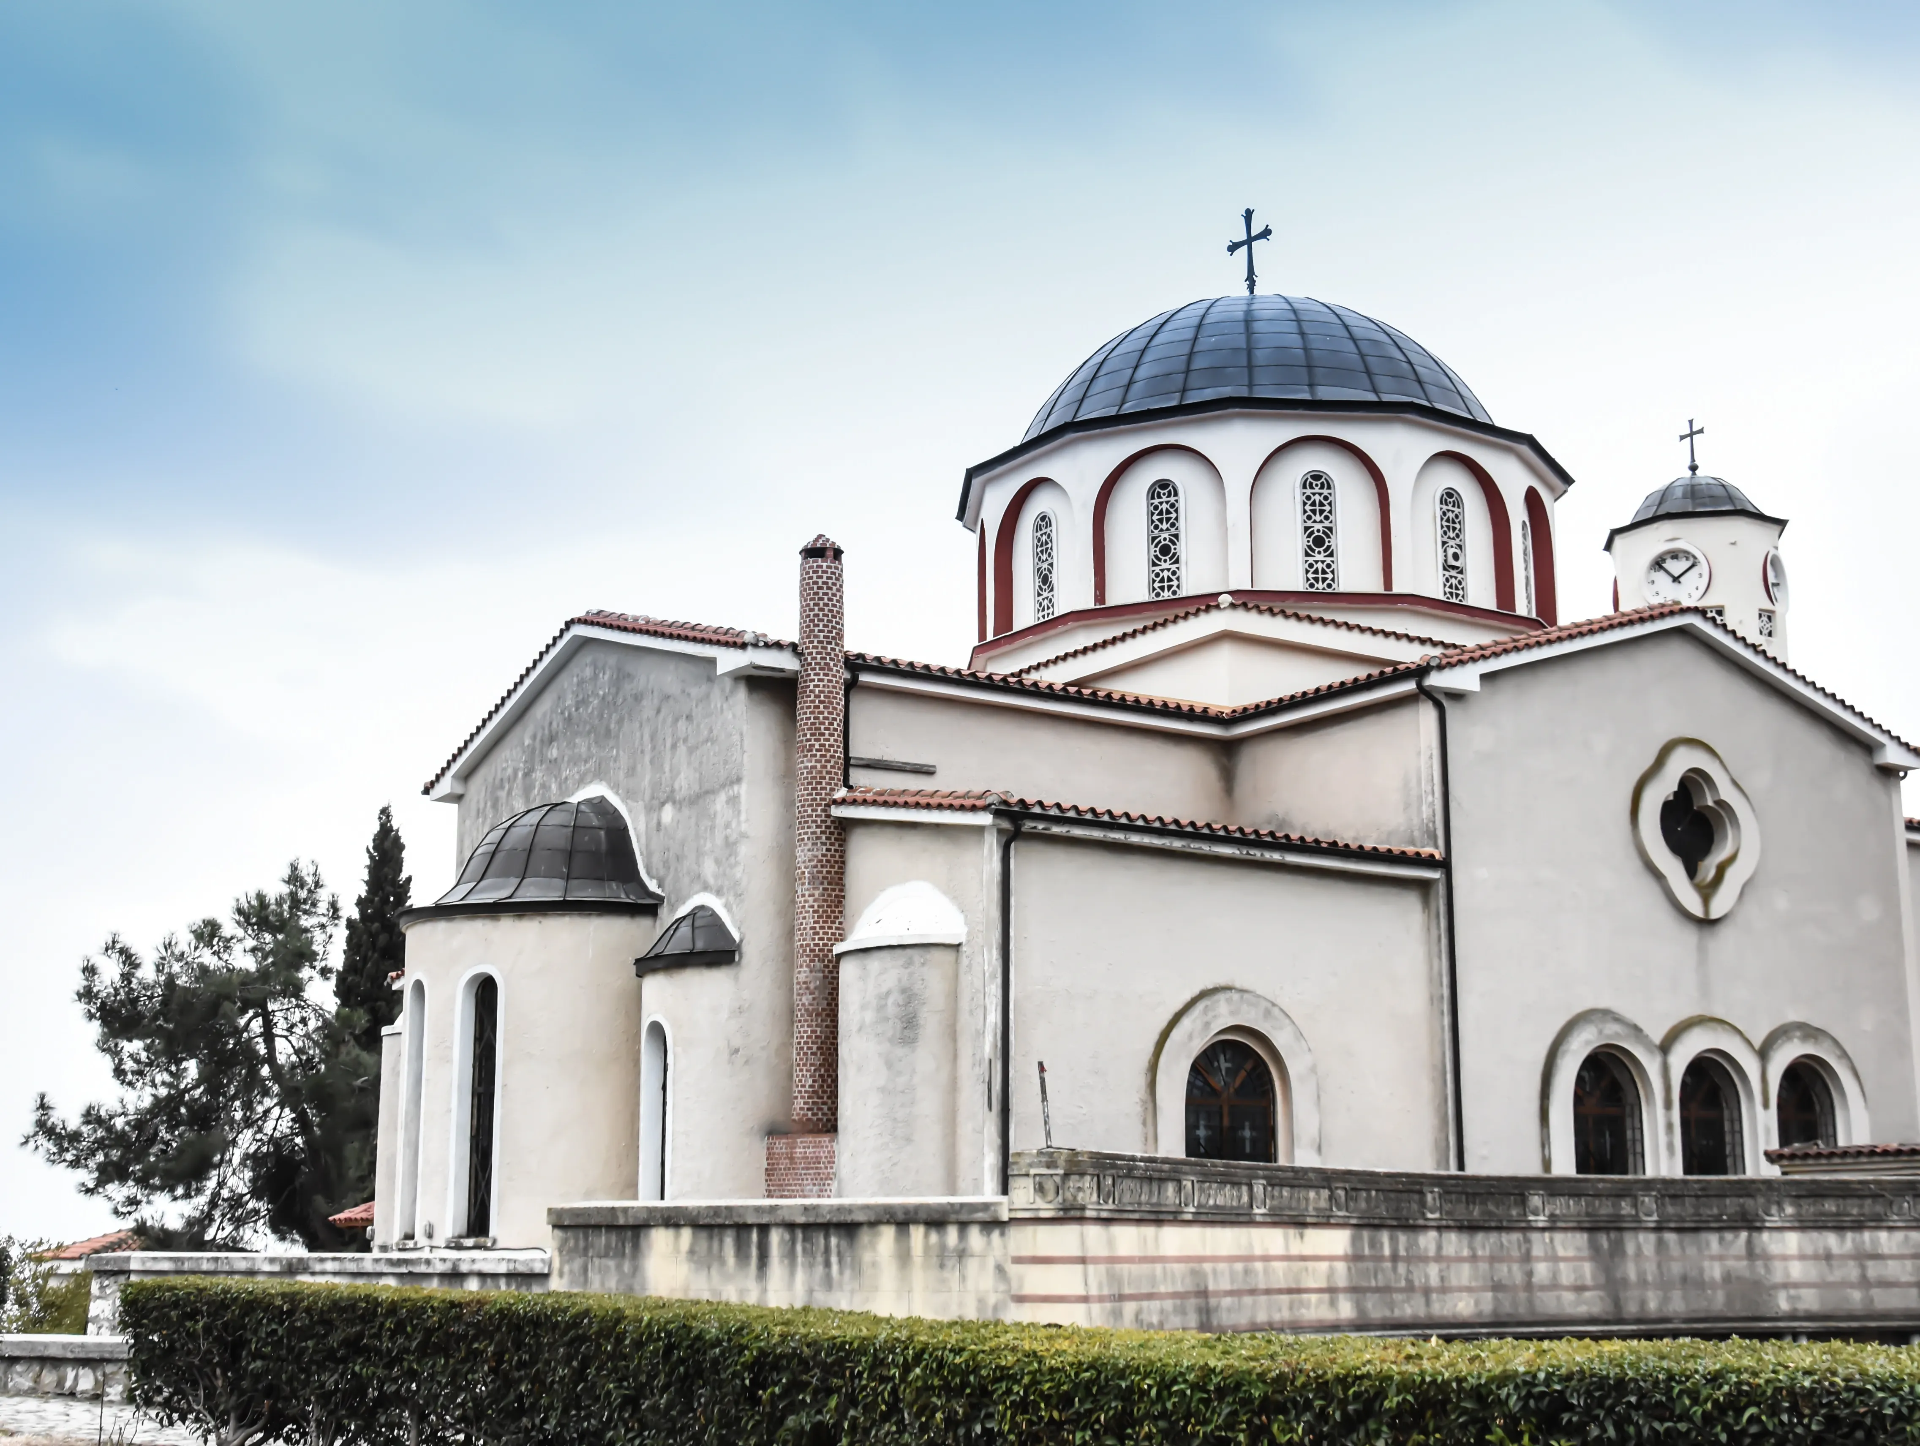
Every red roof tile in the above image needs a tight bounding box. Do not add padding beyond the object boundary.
[1765,1142,1920,1163]
[835,786,1441,861]
[328,1200,376,1229]
[40,1229,142,1261]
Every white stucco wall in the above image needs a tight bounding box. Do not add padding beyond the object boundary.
[1444,628,1920,1174]
[1228,696,1435,850]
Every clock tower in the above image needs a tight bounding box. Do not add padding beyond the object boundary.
[1606,472,1790,660]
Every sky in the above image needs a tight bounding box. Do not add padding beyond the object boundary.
[4,0,1920,1239]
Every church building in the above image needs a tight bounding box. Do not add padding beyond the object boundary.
[371,290,1920,1263]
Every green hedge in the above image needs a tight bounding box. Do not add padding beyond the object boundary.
[121,1277,1920,1445]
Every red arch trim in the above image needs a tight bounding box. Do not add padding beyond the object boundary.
[1434,451,1514,614]
[990,477,1051,637]
[1251,436,1393,592]
[1089,444,1215,606]
[1524,487,1557,625]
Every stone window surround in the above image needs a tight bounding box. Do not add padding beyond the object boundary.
[1542,1009,1868,1176]
[1149,987,1320,1166]
[445,966,505,1245]
[1630,738,1762,922]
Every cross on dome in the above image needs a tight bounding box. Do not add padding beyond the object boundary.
[1226,208,1272,296]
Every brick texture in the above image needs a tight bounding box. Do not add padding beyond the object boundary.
[767,534,845,1197]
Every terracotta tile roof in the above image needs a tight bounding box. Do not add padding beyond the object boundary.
[328,1200,376,1229]
[835,786,1441,861]
[40,1228,142,1261]
[423,611,794,794]
[1012,596,1455,677]
[1766,1142,1920,1163]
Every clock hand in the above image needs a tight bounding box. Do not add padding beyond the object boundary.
[1671,557,1697,580]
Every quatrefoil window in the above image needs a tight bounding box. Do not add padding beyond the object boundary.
[1631,740,1760,921]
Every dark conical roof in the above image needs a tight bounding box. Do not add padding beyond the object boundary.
[1024,295,1491,443]
[405,797,661,922]
[1628,475,1765,524]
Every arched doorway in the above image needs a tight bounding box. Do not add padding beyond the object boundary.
[1185,1039,1276,1163]
[1572,1050,1644,1175]
[1776,1058,1836,1148]
[1679,1057,1744,1175]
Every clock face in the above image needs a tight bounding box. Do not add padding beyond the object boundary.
[1644,545,1710,605]
[1764,548,1789,609]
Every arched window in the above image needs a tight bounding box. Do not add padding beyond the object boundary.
[1436,487,1467,603]
[1299,472,1338,591]
[1146,480,1182,600]
[1520,517,1535,616]
[1185,1039,1275,1162]
[1777,1058,1836,1148]
[1032,511,1057,622]
[463,975,500,1237]
[1572,1050,1643,1175]
[639,1019,671,1200]
[398,980,427,1239]
[1679,1057,1744,1175]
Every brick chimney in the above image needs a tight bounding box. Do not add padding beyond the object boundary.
[766,534,845,1198]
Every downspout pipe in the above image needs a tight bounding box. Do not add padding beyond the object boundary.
[1416,672,1467,1172]
[997,813,1022,1194]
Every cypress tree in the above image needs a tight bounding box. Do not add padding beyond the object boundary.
[336,805,411,1057]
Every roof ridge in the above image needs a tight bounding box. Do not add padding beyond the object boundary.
[833,785,1441,861]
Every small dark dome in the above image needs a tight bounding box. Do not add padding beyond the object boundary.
[427,797,660,915]
[1629,475,1765,525]
[1025,295,1491,443]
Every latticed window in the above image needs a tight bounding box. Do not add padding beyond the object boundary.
[1436,487,1467,603]
[1299,472,1338,591]
[1757,609,1775,638]
[1146,480,1182,600]
[1185,1039,1276,1163]
[1520,518,1535,616]
[1032,511,1057,622]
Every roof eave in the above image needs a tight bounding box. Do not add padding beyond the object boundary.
[1603,509,1790,553]
[956,397,1576,526]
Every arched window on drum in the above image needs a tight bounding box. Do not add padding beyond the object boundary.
[1185,1039,1276,1163]
[1031,511,1057,622]
[1436,486,1467,603]
[1146,480,1183,600]
[1572,1050,1644,1175]
[1299,471,1338,591]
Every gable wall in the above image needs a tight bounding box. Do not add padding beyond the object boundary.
[1445,628,1919,1172]
[1229,696,1435,850]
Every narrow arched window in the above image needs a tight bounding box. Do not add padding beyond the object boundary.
[1146,480,1182,600]
[1032,511,1057,622]
[1436,487,1467,603]
[1299,472,1338,591]
[464,975,500,1237]
[1520,517,1536,616]
[1185,1039,1275,1162]
[1679,1057,1743,1175]
[398,980,427,1239]
[1573,1050,1643,1175]
[1777,1058,1836,1148]
[640,1020,671,1200]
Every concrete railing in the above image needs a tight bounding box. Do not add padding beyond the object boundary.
[1,1333,129,1401]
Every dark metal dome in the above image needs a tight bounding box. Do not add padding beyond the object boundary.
[411,797,661,920]
[1025,295,1492,443]
[1628,475,1765,525]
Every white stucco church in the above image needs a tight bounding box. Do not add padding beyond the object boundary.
[369,289,1920,1271]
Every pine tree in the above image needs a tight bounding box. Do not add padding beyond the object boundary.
[336,805,411,1057]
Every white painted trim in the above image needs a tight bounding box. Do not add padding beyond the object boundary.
[1150,988,1321,1166]
[1428,612,1920,771]
[1759,1023,1871,1151]
[563,783,663,895]
[1542,1010,1669,1176]
[444,967,504,1241]
[398,978,429,1241]
[832,803,996,826]
[836,881,968,955]
[834,931,967,955]
[1664,1018,1765,1175]
[638,1015,673,1202]
[430,624,800,800]
[660,890,743,944]
[1017,818,1442,881]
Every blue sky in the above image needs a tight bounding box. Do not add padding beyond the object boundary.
[4,1,1919,1237]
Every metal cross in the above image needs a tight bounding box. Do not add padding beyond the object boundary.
[1679,418,1705,475]
[1226,208,1272,296]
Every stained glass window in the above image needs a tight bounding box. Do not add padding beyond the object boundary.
[1146,480,1182,600]
[1185,1039,1276,1163]
[1437,487,1467,603]
[1033,511,1057,622]
[1299,472,1338,591]
[1573,1051,1643,1175]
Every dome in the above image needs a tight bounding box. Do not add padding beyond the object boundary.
[418,796,661,917]
[1628,475,1766,525]
[1025,295,1492,443]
